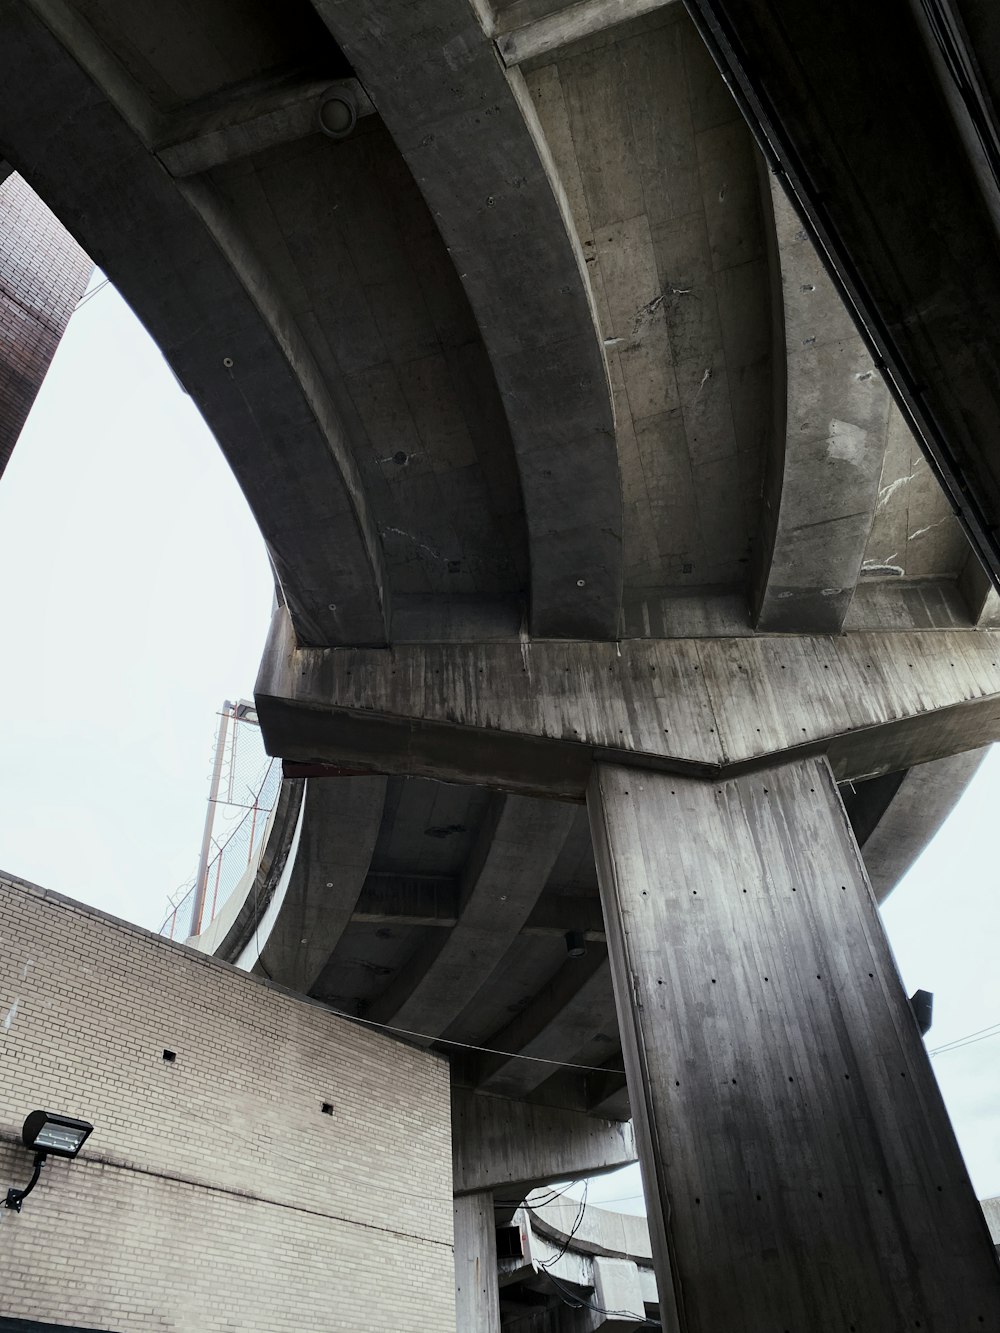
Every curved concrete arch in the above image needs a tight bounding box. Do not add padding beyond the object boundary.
[477,950,616,1099]
[257,776,388,992]
[193,776,306,963]
[754,175,891,632]
[856,748,989,903]
[310,0,623,640]
[0,0,388,646]
[365,794,575,1036]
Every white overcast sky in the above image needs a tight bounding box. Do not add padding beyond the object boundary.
[1,271,998,1216]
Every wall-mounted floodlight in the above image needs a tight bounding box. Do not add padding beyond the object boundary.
[5,1111,94,1213]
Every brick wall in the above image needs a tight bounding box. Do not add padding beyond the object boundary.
[0,873,456,1332]
[0,174,91,478]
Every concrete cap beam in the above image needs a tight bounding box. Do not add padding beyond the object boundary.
[257,604,1000,796]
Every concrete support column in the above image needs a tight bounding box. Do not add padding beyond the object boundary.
[454,1191,501,1333]
[588,754,1000,1332]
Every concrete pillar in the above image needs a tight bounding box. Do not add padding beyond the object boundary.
[588,755,1000,1332]
[454,1191,501,1333]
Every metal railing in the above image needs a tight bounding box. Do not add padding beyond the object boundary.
[159,702,281,941]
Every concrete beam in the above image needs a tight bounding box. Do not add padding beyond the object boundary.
[0,0,388,646]
[494,0,679,68]
[349,880,607,938]
[155,78,375,177]
[351,873,459,927]
[960,552,1000,627]
[365,795,574,1035]
[311,0,623,640]
[477,952,615,1099]
[588,755,1000,1329]
[256,777,387,992]
[685,0,1000,597]
[528,1197,652,1264]
[754,175,890,633]
[452,1087,636,1198]
[257,604,1000,795]
[859,748,989,903]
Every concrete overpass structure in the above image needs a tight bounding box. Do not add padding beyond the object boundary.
[3,0,1000,1328]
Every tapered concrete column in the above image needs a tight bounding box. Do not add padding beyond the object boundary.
[588,755,1000,1332]
[454,1191,501,1333]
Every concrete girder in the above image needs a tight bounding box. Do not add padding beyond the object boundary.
[349,877,607,940]
[253,777,387,992]
[753,177,891,633]
[857,747,990,904]
[364,794,575,1036]
[1,0,388,646]
[451,1087,636,1198]
[520,10,774,613]
[258,604,1000,796]
[476,952,615,1099]
[961,552,1000,627]
[494,0,680,68]
[155,77,376,177]
[309,0,623,640]
[685,0,1000,599]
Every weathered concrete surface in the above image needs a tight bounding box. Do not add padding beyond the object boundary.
[754,176,890,632]
[686,0,1000,595]
[451,1087,635,1196]
[156,77,375,177]
[857,748,989,903]
[588,755,1000,1332]
[258,605,1000,794]
[0,0,388,646]
[523,9,773,610]
[4,0,976,649]
[529,1196,652,1263]
[365,795,574,1033]
[256,777,386,992]
[313,0,622,640]
[477,950,615,1098]
[495,0,679,67]
[454,1192,502,1333]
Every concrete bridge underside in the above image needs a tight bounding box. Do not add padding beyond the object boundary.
[5,0,1000,1328]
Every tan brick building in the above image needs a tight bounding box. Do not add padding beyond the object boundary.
[0,874,456,1332]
